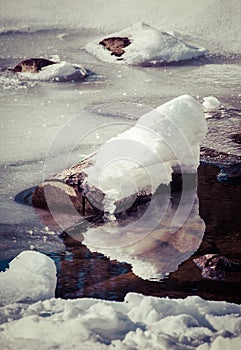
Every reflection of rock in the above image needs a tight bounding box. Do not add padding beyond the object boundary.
[13,58,56,73]
[193,254,241,280]
[99,37,131,57]
[83,191,205,281]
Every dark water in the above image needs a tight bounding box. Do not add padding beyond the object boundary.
[11,163,239,304]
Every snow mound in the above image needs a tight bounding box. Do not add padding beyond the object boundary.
[0,251,56,305]
[18,61,87,82]
[85,22,207,65]
[1,293,241,350]
[84,95,207,209]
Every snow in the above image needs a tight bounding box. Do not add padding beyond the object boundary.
[84,95,207,212]
[1,291,241,349]
[17,61,87,82]
[85,22,206,65]
[0,251,57,306]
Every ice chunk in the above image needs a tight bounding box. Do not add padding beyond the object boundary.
[0,251,56,305]
[86,22,206,65]
[202,96,221,111]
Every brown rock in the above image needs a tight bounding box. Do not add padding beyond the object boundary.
[13,58,56,73]
[99,37,131,57]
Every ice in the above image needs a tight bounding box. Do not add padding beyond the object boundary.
[86,22,206,65]
[0,251,57,305]
[85,95,207,213]
[18,61,87,81]
[1,291,241,349]
[202,96,221,112]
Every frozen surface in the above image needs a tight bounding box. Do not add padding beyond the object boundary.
[0,251,56,305]
[202,96,221,112]
[86,22,206,65]
[85,95,207,211]
[0,291,241,349]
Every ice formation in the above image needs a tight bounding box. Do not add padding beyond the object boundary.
[85,22,206,65]
[84,95,207,213]
[0,250,56,305]
[17,61,87,82]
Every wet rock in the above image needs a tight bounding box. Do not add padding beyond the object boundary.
[13,58,56,73]
[99,37,131,57]
[217,163,241,184]
[193,254,240,280]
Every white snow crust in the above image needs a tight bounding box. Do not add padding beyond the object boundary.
[85,22,206,65]
[0,251,57,305]
[202,96,221,112]
[85,95,207,208]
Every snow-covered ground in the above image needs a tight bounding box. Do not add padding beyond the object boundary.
[0,251,241,350]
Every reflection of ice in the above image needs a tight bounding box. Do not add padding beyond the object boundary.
[83,188,205,281]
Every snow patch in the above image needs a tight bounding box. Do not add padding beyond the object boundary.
[85,22,206,65]
[0,251,57,305]
[1,293,241,349]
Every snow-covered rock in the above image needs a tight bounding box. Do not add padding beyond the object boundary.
[15,59,88,82]
[85,22,207,65]
[0,251,56,305]
[84,95,207,209]
[1,292,241,350]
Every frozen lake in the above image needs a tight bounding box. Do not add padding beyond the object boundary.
[0,0,241,303]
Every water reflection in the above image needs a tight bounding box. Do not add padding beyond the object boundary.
[82,187,205,281]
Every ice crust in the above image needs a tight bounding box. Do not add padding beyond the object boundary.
[85,95,207,207]
[0,251,57,305]
[85,22,206,65]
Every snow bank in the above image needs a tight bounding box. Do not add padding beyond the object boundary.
[1,292,241,349]
[84,95,207,209]
[85,22,206,65]
[0,251,56,305]
[18,61,87,82]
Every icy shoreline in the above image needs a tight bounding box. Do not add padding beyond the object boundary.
[1,251,241,349]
